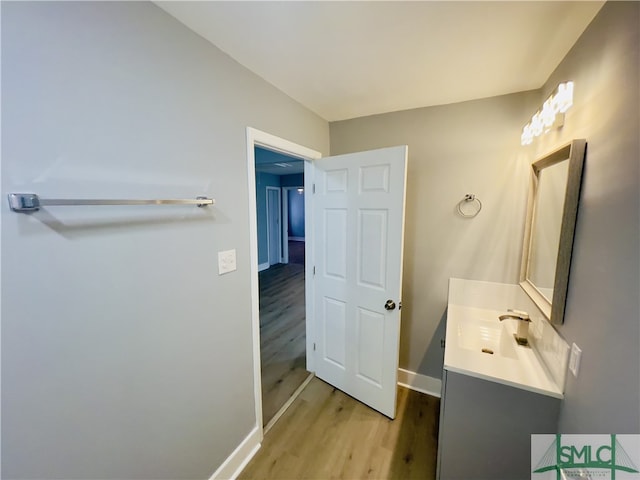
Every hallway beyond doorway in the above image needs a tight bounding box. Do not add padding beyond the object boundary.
[287,239,305,265]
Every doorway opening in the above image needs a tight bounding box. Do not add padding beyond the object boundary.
[248,129,408,442]
[249,136,320,432]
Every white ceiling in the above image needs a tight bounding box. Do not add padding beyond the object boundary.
[255,146,305,175]
[156,1,604,122]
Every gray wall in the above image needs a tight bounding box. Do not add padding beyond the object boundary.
[1,2,328,479]
[535,1,639,433]
[330,92,538,377]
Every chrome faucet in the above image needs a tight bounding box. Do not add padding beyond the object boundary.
[499,309,531,346]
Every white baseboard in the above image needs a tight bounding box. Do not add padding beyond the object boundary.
[209,425,261,480]
[397,368,442,398]
[258,262,269,272]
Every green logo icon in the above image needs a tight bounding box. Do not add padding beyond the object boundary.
[533,434,639,479]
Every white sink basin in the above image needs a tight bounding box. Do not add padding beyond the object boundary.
[445,304,563,398]
[456,317,517,359]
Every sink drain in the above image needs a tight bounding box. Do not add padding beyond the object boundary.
[481,348,494,355]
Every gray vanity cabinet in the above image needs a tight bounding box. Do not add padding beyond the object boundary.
[436,369,561,480]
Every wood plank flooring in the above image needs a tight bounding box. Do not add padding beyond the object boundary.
[259,262,308,427]
[240,377,440,480]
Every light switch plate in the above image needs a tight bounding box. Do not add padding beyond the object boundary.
[218,249,237,275]
[569,343,582,377]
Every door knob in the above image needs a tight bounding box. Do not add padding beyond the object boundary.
[384,300,396,311]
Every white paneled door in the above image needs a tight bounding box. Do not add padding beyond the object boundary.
[313,146,407,419]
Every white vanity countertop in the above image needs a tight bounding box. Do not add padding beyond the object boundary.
[445,303,564,399]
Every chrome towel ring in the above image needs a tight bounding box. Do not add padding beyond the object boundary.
[456,194,482,218]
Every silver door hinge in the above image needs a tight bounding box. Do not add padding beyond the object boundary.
[313,183,316,194]
[313,266,316,276]
[313,343,316,351]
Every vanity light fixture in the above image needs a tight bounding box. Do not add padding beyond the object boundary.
[521,81,574,146]
[297,187,304,194]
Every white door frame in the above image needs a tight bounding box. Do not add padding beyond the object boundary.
[281,185,305,264]
[246,127,322,439]
[265,186,282,265]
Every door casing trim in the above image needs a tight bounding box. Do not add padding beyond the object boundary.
[265,186,282,265]
[246,127,321,439]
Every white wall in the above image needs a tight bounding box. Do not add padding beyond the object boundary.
[1,2,328,478]
[330,92,538,378]
[534,1,639,433]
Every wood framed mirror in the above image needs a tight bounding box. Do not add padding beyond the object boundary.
[520,139,587,325]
